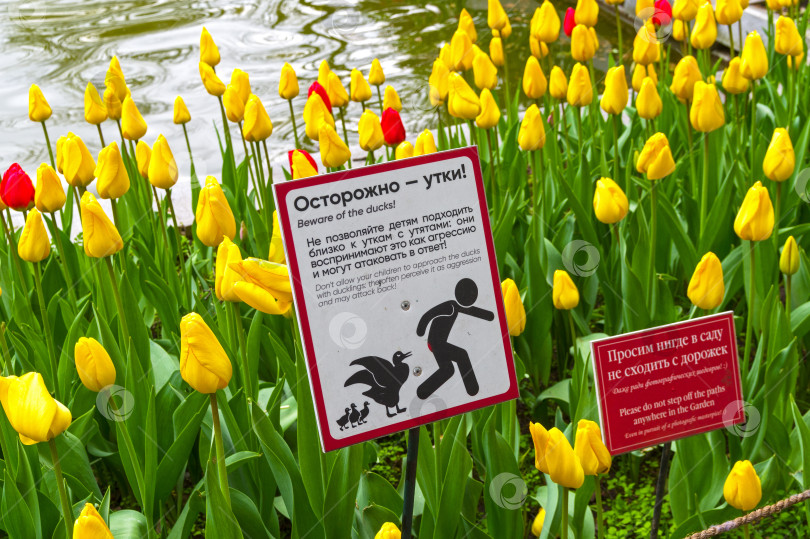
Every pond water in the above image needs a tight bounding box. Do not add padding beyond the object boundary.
[0,0,621,222]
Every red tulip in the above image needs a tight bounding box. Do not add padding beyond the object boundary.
[652,0,672,27]
[0,163,35,211]
[381,108,406,146]
[307,82,332,114]
[287,149,319,174]
[564,8,576,37]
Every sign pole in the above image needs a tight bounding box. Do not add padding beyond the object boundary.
[401,427,421,539]
[649,441,672,539]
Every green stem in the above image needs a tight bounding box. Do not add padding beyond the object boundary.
[230,302,252,399]
[217,96,237,180]
[0,323,11,375]
[41,121,56,170]
[34,262,59,397]
[561,487,569,539]
[3,211,30,296]
[262,141,276,243]
[49,439,73,539]
[612,115,621,187]
[575,107,584,163]
[166,189,189,307]
[238,124,260,201]
[700,133,710,240]
[744,522,751,539]
[376,85,384,116]
[339,107,352,169]
[595,475,605,539]
[750,81,757,183]
[486,129,497,212]
[743,241,756,375]
[649,180,658,311]
[210,393,231,508]
[685,104,698,199]
[288,99,300,149]
[560,102,573,166]
[47,213,77,305]
[182,123,196,172]
[152,187,170,250]
[97,124,106,147]
[786,274,791,314]
[110,198,121,233]
[104,256,130,347]
[774,182,781,255]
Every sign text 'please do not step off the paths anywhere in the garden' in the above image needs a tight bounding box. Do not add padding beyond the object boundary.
[274,147,518,452]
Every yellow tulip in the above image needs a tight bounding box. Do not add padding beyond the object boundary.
[593,177,629,224]
[723,461,761,511]
[199,62,226,96]
[473,51,498,90]
[637,133,676,180]
[327,72,349,109]
[358,109,384,152]
[136,140,151,178]
[429,59,450,106]
[687,252,725,309]
[395,141,414,160]
[223,84,245,123]
[670,55,702,102]
[105,56,128,102]
[439,42,453,69]
[722,57,750,94]
[637,0,655,16]
[318,60,331,89]
[601,65,628,115]
[780,236,799,275]
[765,0,780,10]
[196,176,236,248]
[546,427,585,489]
[173,96,191,125]
[368,58,385,86]
[103,86,122,121]
[530,37,550,60]
[28,84,52,122]
[148,134,179,189]
[216,237,242,302]
[740,31,768,80]
[0,372,71,445]
[571,24,597,62]
[636,77,663,120]
[534,0,561,43]
[180,313,232,394]
[530,421,550,473]
[489,37,505,67]
[447,73,481,120]
[501,278,526,336]
[73,337,116,392]
[567,63,593,107]
[734,181,774,241]
[18,209,50,263]
[518,104,546,151]
[458,8,478,42]
[553,270,580,310]
[383,85,402,112]
[279,62,300,100]
[775,17,803,57]
[304,93,335,141]
[531,508,546,537]
[476,89,501,130]
[199,27,220,67]
[550,66,568,100]
[35,163,66,213]
[80,192,123,258]
[763,128,795,182]
[61,133,96,188]
[634,20,661,65]
[488,0,509,31]
[95,142,131,200]
[691,1,717,50]
[690,81,725,132]
[84,83,107,125]
[451,29,475,71]
[73,503,113,538]
[230,258,293,315]
[715,0,742,25]
[523,56,548,100]
[414,129,437,156]
[319,124,351,168]
[575,0,599,27]
[243,94,273,142]
[673,0,699,20]
[374,522,401,539]
[230,68,251,104]
[121,96,147,140]
[574,419,612,475]
[291,150,318,180]
[350,69,373,103]
[268,211,286,264]
[672,19,687,42]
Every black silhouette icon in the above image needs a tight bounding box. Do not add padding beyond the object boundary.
[336,407,351,431]
[416,278,494,400]
[348,403,360,427]
[358,402,370,424]
[344,351,412,417]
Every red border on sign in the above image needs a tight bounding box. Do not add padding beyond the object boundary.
[273,147,519,452]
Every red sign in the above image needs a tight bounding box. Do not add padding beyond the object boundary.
[591,312,744,454]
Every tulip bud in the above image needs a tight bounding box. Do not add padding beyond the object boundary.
[180,313,232,394]
[740,31,768,80]
[326,72,349,109]
[690,81,725,133]
[439,43,453,69]
[358,109,384,152]
[216,237,242,302]
[574,419,612,475]
[74,337,116,392]
[289,149,319,180]
[199,62,226,96]
[593,177,629,224]
[634,20,661,65]
[0,372,71,445]
[304,93,335,141]
[672,19,687,41]
[531,509,546,536]
[575,0,599,27]
[61,133,96,188]
[18,209,50,263]
[472,51,498,90]
[488,0,509,31]
[763,128,795,182]
[35,164,65,213]
[196,176,236,247]
[314,59,330,89]
[653,0,673,26]
[383,85,402,112]
[535,0,561,43]
[690,1,717,50]
[84,83,107,125]
[73,503,113,538]
[369,58,385,86]
[103,86,122,121]
[571,24,597,62]
[105,56,128,102]
[518,104,546,151]
[530,421,551,473]
[686,252,725,309]
[243,94,273,142]
[549,67,568,100]
[501,278,525,336]
[715,0,742,25]
[451,30,475,71]
[415,129,438,156]
[670,55,702,102]
[637,77,663,120]
[553,270,580,310]
[734,181,774,241]
[722,57,750,94]
[458,8,478,43]
[489,37,505,67]
[637,132,676,179]
[279,63,300,101]
[429,59,451,106]
[121,96,147,140]
[530,36,550,60]
[780,236,799,275]
[546,427,585,489]
[1,163,35,211]
[395,141,414,160]
[136,140,151,178]
[775,17,803,56]
[374,522,401,539]
[223,84,245,123]
[95,142,130,200]
[476,89,501,130]
[318,124,352,168]
[447,73,481,120]
[601,65,628,115]
[381,108,407,146]
[673,0,698,20]
[148,134,179,190]
[563,7,576,37]
[229,257,295,315]
[567,63,593,107]
[723,460,761,511]
[28,84,52,123]
[80,192,123,258]
[523,57,548,100]
[199,27,220,67]
[169,97,189,126]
